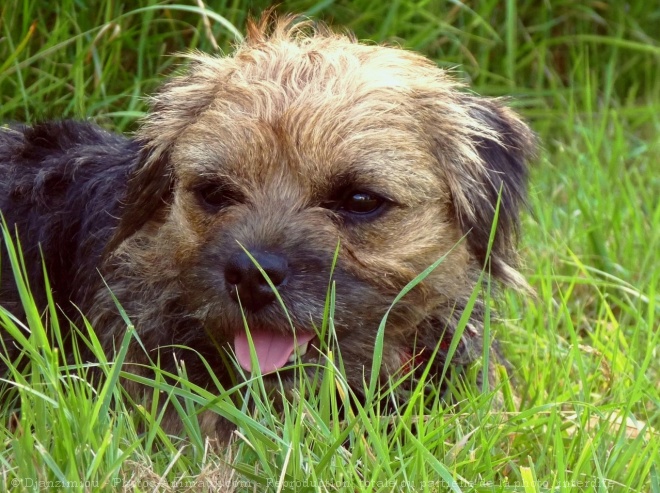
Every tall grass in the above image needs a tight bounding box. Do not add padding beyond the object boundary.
[1,0,659,491]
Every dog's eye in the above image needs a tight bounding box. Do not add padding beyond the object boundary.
[330,191,389,218]
[194,183,240,211]
[322,187,389,218]
[341,192,383,214]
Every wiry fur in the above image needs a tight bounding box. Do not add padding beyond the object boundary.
[0,14,535,439]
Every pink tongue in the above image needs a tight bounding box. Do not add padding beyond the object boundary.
[234,329,316,374]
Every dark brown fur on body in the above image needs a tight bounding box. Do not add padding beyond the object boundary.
[0,15,535,439]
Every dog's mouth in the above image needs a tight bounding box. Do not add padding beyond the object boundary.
[233,329,317,374]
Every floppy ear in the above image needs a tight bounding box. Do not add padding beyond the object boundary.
[103,148,174,254]
[432,96,536,288]
[104,59,220,255]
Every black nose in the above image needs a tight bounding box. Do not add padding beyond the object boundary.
[224,250,289,312]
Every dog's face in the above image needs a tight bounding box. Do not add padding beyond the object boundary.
[102,17,534,389]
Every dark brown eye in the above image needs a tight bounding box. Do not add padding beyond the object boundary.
[194,182,242,211]
[341,192,384,215]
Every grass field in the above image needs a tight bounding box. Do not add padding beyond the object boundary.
[1,1,659,491]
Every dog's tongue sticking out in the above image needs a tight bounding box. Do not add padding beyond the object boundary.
[234,329,316,374]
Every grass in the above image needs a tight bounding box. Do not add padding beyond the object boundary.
[1,0,659,491]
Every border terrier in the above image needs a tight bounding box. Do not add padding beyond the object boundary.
[1,14,535,438]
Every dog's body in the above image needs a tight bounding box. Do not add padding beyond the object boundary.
[1,15,534,438]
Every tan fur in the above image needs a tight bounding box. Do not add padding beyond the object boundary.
[88,14,535,439]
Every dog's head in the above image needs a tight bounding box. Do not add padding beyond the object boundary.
[105,14,535,387]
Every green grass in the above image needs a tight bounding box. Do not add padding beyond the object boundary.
[1,0,659,491]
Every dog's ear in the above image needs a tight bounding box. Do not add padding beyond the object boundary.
[429,95,536,288]
[105,62,219,254]
[462,99,535,288]
[104,148,174,254]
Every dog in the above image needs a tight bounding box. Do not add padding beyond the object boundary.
[0,14,535,439]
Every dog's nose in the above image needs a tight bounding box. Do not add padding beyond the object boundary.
[224,250,289,312]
